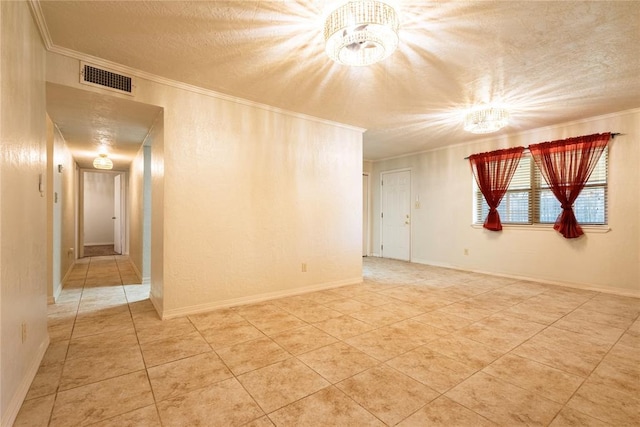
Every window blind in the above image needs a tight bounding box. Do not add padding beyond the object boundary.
[474,148,608,226]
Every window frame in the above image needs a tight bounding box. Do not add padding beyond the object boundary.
[473,149,609,230]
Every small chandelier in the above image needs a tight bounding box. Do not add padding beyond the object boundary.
[464,106,510,134]
[324,0,399,66]
[93,153,113,170]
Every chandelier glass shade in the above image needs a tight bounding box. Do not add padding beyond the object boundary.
[324,0,399,66]
[464,106,510,134]
[93,153,113,170]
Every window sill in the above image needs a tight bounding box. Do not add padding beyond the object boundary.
[471,224,611,233]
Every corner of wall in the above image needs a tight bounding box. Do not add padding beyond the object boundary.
[130,260,143,284]
[51,260,76,303]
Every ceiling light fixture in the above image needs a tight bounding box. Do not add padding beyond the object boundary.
[324,0,399,67]
[93,153,113,170]
[464,106,510,134]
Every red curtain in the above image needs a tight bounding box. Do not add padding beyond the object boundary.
[469,147,525,231]
[529,132,610,239]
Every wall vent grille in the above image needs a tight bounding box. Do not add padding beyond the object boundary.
[80,62,135,95]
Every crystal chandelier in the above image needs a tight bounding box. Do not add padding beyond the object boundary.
[464,106,510,134]
[93,153,113,170]
[324,0,399,66]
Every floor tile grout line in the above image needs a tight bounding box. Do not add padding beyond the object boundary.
[49,256,92,426]
[45,256,94,424]
[393,278,628,417]
[460,292,635,421]
[556,307,639,418]
[36,256,639,426]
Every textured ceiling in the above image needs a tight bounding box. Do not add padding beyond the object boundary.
[46,83,162,170]
[38,1,640,161]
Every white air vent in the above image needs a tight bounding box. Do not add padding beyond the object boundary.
[80,62,135,96]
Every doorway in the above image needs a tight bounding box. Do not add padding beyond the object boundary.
[380,169,411,261]
[80,170,125,257]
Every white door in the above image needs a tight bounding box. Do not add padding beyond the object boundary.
[363,174,369,256]
[113,174,122,254]
[381,170,411,261]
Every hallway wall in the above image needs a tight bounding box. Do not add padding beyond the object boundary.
[0,1,49,424]
[129,145,145,280]
[129,144,153,284]
[46,52,364,318]
[46,116,76,301]
[56,127,76,293]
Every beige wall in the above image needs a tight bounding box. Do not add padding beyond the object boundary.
[130,127,158,283]
[0,1,49,424]
[129,144,145,279]
[159,90,363,316]
[363,160,373,174]
[47,116,76,300]
[148,110,165,312]
[46,117,55,300]
[58,130,77,286]
[371,109,640,296]
[46,52,364,318]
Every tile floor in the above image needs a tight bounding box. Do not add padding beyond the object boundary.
[14,256,640,426]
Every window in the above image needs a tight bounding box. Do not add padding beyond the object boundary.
[474,149,607,226]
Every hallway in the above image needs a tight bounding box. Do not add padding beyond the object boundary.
[14,257,640,426]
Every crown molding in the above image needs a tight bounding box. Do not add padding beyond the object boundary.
[28,0,53,49]
[28,1,365,134]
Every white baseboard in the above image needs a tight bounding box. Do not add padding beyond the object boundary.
[1,335,50,427]
[54,261,77,302]
[48,281,62,305]
[48,260,76,304]
[149,291,163,317]
[129,262,143,284]
[160,276,363,320]
[142,276,151,286]
[84,242,114,246]
[410,257,640,298]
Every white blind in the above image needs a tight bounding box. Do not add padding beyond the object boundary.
[474,148,608,225]
[537,148,608,224]
[475,156,532,224]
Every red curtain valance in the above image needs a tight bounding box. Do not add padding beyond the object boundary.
[529,132,610,238]
[469,147,525,231]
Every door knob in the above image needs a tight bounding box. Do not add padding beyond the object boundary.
[112,217,116,219]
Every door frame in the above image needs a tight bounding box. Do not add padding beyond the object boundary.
[379,168,412,261]
[113,174,123,254]
[78,168,127,258]
[363,173,370,257]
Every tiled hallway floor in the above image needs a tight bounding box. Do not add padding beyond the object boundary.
[15,256,640,426]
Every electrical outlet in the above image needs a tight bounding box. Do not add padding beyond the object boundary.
[464,248,469,256]
[21,322,27,343]
[301,263,307,273]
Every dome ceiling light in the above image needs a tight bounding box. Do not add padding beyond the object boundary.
[464,106,510,134]
[93,153,113,170]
